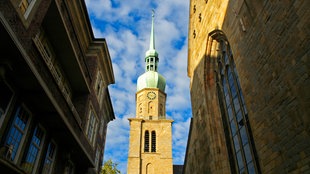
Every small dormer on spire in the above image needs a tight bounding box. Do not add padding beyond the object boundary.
[145,10,159,72]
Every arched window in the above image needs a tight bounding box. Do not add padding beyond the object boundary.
[151,131,156,152]
[144,131,149,152]
[216,38,260,174]
[148,101,154,116]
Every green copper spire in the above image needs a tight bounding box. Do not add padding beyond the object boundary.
[149,10,155,51]
[145,10,159,72]
[137,10,166,92]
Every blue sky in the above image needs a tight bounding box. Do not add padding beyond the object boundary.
[85,0,191,173]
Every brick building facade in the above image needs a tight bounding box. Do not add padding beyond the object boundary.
[0,0,114,173]
[184,0,309,173]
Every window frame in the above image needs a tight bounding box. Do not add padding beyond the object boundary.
[18,0,37,19]
[144,130,156,153]
[21,124,46,174]
[0,80,15,128]
[5,105,32,163]
[94,70,104,106]
[41,140,57,174]
[215,39,260,174]
[94,146,101,171]
[85,105,99,146]
[64,160,75,174]
[99,117,105,137]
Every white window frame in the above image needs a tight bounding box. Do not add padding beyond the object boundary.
[41,140,57,174]
[85,106,98,146]
[19,0,37,19]
[94,147,100,171]
[99,117,105,137]
[0,81,15,128]
[21,124,46,174]
[94,71,104,106]
[5,105,32,164]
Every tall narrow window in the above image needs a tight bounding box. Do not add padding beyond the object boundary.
[144,131,149,152]
[216,39,260,174]
[64,161,75,174]
[99,117,105,137]
[86,108,98,146]
[5,107,30,161]
[148,101,154,115]
[22,125,45,173]
[95,71,104,105]
[95,147,100,171]
[42,141,57,174]
[151,131,156,152]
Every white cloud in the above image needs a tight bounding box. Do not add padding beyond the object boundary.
[86,0,191,173]
[172,117,191,164]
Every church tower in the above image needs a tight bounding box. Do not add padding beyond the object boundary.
[127,11,173,174]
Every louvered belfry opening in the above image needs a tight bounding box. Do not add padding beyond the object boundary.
[151,131,156,152]
[144,131,150,152]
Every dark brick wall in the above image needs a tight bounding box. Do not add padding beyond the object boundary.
[0,0,112,173]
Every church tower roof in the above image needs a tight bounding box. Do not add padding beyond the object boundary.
[137,10,166,92]
[145,10,158,58]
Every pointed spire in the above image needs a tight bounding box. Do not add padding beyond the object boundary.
[145,10,159,72]
[137,10,166,92]
[149,9,155,50]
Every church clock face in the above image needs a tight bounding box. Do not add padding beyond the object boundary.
[147,91,156,100]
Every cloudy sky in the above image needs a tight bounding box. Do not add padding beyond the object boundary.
[85,0,191,173]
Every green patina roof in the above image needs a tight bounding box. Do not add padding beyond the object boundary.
[137,10,166,92]
[137,71,166,91]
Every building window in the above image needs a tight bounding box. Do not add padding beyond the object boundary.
[151,131,156,152]
[148,101,154,115]
[5,106,30,161]
[95,147,100,171]
[86,108,98,146]
[99,117,105,137]
[19,0,36,18]
[0,80,14,125]
[144,130,156,153]
[33,28,72,100]
[216,40,260,174]
[22,125,45,173]
[42,141,57,174]
[144,131,149,152]
[95,71,104,105]
[64,160,75,174]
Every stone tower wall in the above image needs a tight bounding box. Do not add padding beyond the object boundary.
[185,0,310,173]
